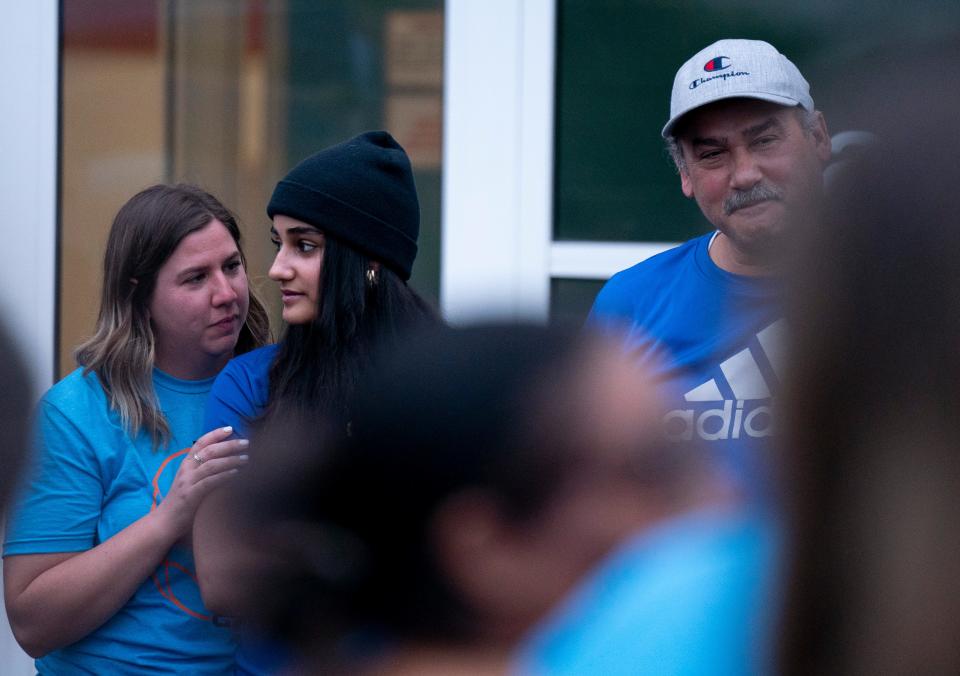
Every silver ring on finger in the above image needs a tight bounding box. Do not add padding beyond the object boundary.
[193,452,204,465]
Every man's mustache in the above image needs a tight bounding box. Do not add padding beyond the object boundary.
[724,184,784,215]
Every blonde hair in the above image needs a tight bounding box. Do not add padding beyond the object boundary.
[76,184,269,448]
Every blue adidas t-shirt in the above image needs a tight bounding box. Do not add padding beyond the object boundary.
[588,233,783,497]
[4,368,236,675]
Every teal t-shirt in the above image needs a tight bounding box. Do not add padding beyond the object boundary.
[4,368,236,675]
[515,511,779,676]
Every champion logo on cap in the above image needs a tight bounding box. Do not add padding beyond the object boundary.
[703,56,730,72]
[662,39,815,138]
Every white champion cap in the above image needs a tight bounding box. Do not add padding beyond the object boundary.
[662,38,814,138]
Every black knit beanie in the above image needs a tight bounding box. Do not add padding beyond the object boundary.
[267,131,419,280]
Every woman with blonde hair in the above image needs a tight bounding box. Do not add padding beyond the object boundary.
[3,184,268,674]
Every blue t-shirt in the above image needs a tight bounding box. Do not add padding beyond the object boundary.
[588,233,783,497]
[4,368,236,675]
[516,510,778,676]
[204,344,277,438]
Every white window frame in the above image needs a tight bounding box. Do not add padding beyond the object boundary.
[442,0,554,322]
[442,0,672,323]
[0,5,57,676]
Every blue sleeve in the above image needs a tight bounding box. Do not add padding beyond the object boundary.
[4,398,104,555]
[586,272,636,335]
[586,242,691,336]
[515,515,777,676]
[203,351,271,439]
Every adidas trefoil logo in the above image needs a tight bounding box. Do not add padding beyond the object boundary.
[664,320,784,442]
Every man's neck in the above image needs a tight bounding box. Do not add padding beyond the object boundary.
[708,232,778,277]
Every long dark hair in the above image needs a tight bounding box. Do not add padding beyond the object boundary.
[264,235,438,426]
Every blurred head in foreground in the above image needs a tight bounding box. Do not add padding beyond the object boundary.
[234,324,707,671]
[0,322,32,512]
[780,38,960,676]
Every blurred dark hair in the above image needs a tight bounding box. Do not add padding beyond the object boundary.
[247,326,580,643]
[237,324,682,650]
[780,37,960,676]
[0,323,32,512]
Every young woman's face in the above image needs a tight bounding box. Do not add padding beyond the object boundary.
[268,214,325,325]
[148,218,250,380]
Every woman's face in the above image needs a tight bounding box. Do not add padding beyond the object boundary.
[148,218,250,380]
[268,214,325,325]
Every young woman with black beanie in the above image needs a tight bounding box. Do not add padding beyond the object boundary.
[192,131,438,674]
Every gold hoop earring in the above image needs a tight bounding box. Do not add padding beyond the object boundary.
[366,268,378,286]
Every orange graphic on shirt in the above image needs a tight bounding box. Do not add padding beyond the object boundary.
[149,447,211,622]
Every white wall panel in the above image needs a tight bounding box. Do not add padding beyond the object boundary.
[0,1,58,673]
[442,0,555,322]
[0,1,58,389]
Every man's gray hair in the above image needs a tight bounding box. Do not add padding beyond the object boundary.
[664,106,820,174]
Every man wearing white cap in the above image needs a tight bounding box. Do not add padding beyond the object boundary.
[589,39,830,498]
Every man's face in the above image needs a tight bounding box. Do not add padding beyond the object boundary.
[677,98,831,262]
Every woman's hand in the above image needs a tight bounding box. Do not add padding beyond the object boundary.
[153,426,249,539]
[5,426,250,657]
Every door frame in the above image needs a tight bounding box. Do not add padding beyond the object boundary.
[441,0,671,323]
